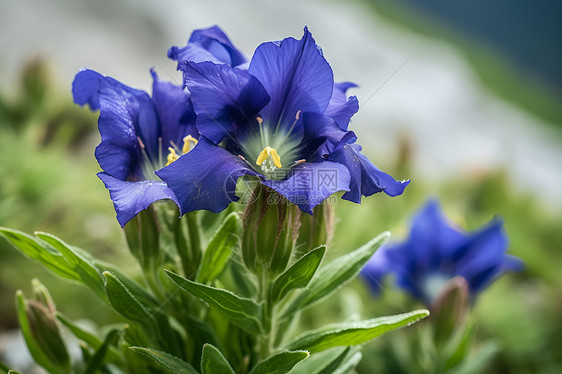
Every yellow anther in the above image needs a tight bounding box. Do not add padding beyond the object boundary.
[256,117,263,125]
[295,110,301,120]
[182,135,198,154]
[166,147,179,166]
[256,146,282,168]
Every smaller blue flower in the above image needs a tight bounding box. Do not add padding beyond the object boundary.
[72,69,197,227]
[361,200,523,304]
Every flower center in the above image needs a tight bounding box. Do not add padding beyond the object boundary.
[256,146,282,173]
[166,135,198,166]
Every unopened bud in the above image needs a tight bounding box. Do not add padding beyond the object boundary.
[242,184,301,275]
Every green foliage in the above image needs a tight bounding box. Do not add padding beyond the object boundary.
[3,215,426,373]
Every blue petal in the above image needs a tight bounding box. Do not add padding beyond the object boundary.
[182,61,270,144]
[151,70,197,148]
[169,25,246,69]
[328,143,409,203]
[98,172,179,227]
[325,82,359,130]
[248,27,334,130]
[454,219,518,293]
[72,69,102,110]
[263,161,350,214]
[409,200,466,270]
[95,75,159,179]
[155,137,259,214]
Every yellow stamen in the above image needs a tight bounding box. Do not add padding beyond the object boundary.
[256,117,263,125]
[166,147,179,166]
[182,135,198,154]
[295,110,301,120]
[256,146,282,168]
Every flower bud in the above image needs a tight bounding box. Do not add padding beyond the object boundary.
[123,205,162,272]
[241,184,301,275]
[16,279,70,373]
[431,276,470,343]
[296,202,335,257]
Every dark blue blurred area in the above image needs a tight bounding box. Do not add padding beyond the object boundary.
[385,0,562,95]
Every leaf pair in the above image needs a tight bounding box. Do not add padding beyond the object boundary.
[0,228,107,302]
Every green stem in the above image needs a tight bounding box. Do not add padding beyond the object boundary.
[257,266,273,360]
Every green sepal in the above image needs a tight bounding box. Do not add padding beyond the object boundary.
[166,270,263,333]
[287,310,430,353]
[175,212,202,278]
[196,212,241,284]
[280,232,389,319]
[200,344,234,374]
[249,350,309,374]
[270,245,326,304]
[129,347,199,374]
[123,207,161,271]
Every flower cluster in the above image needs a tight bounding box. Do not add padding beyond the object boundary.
[361,200,523,304]
[73,25,409,226]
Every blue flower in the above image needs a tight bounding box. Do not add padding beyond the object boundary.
[361,200,523,304]
[72,69,197,227]
[156,26,409,215]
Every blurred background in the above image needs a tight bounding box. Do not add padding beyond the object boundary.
[1,0,560,373]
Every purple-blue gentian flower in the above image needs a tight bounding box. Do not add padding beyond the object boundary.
[361,200,523,304]
[72,69,197,227]
[156,26,409,215]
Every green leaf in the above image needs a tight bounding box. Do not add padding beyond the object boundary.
[35,232,107,302]
[201,344,234,374]
[166,270,262,333]
[270,245,326,304]
[103,272,157,329]
[196,213,240,284]
[287,310,430,353]
[130,347,199,374]
[92,259,160,309]
[0,227,77,280]
[281,232,389,319]
[249,350,309,374]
